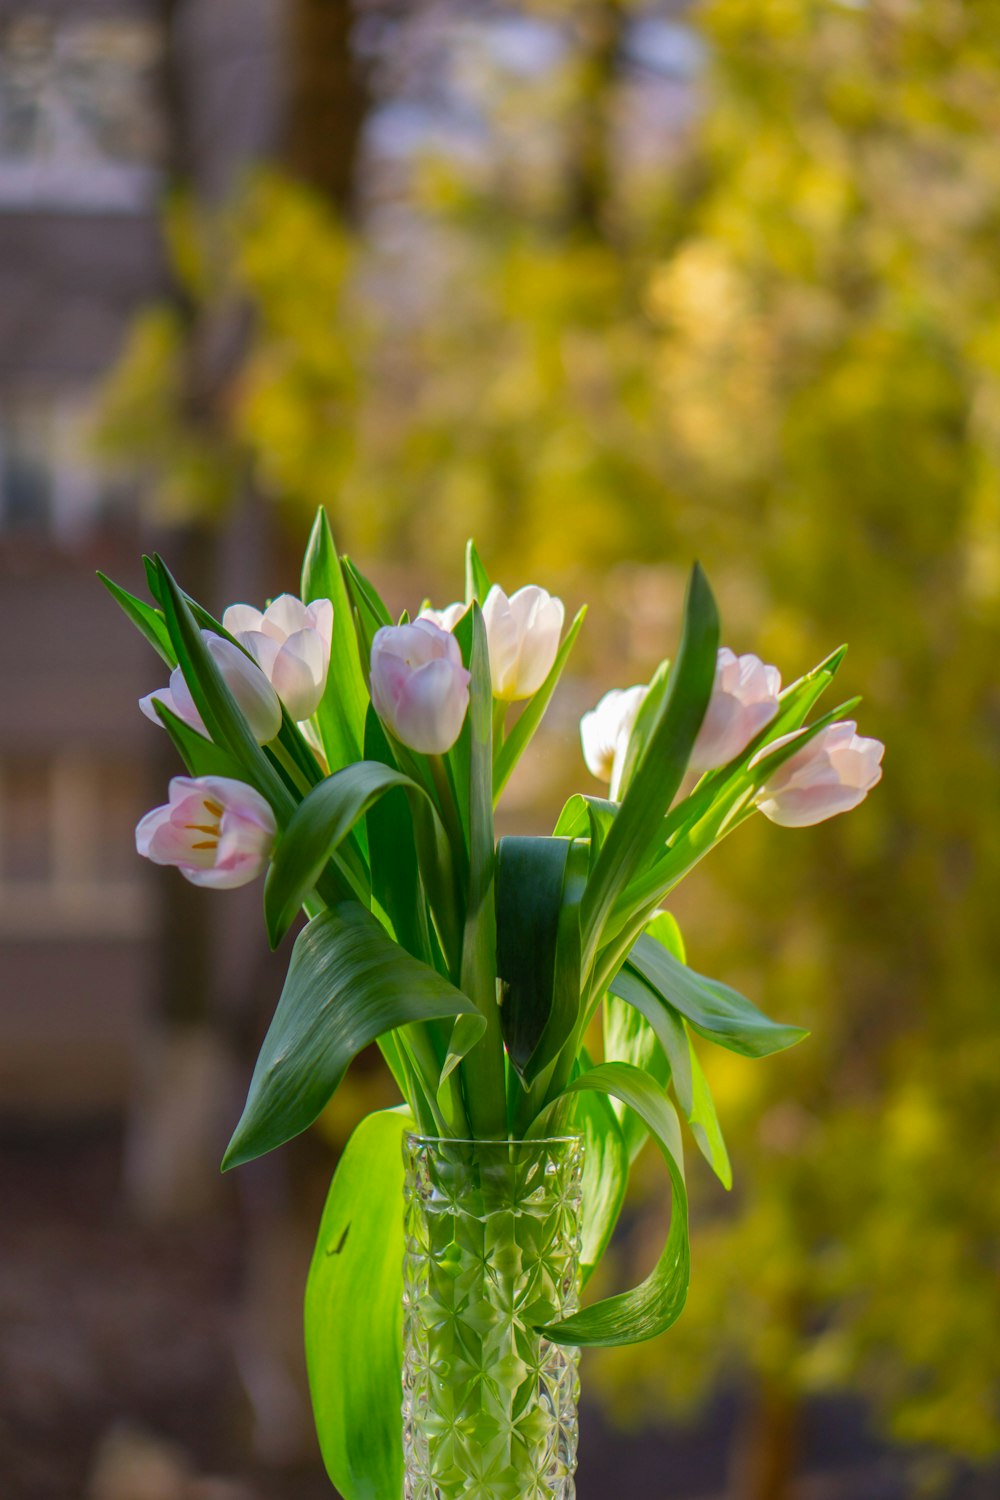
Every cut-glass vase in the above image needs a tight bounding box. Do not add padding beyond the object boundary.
[401,1133,585,1500]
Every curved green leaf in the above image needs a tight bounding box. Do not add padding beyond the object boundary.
[465,538,491,602]
[496,836,583,1082]
[264,761,449,948]
[155,558,293,819]
[581,564,719,967]
[222,903,484,1169]
[305,1106,411,1500]
[452,604,506,1139]
[98,571,175,667]
[540,1061,690,1348]
[624,929,808,1059]
[570,1086,628,1286]
[608,965,731,1187]
[153,700,245,780]
[301,509,370,775]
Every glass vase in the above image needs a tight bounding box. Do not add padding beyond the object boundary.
[401,1132,585,1500]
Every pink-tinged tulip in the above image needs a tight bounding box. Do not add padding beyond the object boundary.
[753,721,885,827]
[136,776,276,889]
[418,601,468,632]
[689,647,782,773]
[139,633,282,745]
[370,619,471,754]
[481,584,564,701]
[223,594,333,721]
[581,685,649,798]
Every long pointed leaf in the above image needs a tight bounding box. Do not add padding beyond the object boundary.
[97,571,176,667]
[155,559,293,818]
[152,700,244,780]
[540,1061,690,1348]
[302,509,370,774]
[465,539,491,602]
[264,761,450,948]
[622,930,808,1058]
[305,1106,411,1500]
[571,1085,628,1286]
[222,903,484,1169]
[581,565,718,966]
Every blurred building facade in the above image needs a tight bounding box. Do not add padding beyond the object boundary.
[0,0,284,1117]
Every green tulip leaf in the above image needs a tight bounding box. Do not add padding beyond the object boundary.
[496,835,587,1085]
[609,964,732,1187]
[222,903,484,1169]
[263,761,450,949]
[539,1061,689,1348]
[622,929,808,1059]
[305,1105,411,1500]
[581,564,718,967]
[154,558,293,819]
[97,571,176,667]
[570,1084,629,1286]
[465,538,492,603]
[152,700,245,781]
[301,508,370,775]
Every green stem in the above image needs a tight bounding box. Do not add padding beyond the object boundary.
[492,698,507,755]
[269,736,313,797]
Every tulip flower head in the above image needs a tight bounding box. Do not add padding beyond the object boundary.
[481,584,564,701]
[223,594,333,722]
[753,721,885,827]
[689,647,782,773]
[370,619,471,755]
[136,775,276,889]
[140,632,282,745]
[418,601,467,633]
[581,685,649,799]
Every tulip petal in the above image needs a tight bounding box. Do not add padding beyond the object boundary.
[222,603,264,637]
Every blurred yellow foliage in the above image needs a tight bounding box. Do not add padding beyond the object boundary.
[95,0,1000,1474]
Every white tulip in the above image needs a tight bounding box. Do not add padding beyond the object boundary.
[753,721,885,827]
[223,594,333,721]
[140,632,282,744]
[418,601,468,632]
[370,619,471,755]
[689,647,782,773]
[136,775,276,889]
[580,685,649,798]
[481,584,565,701]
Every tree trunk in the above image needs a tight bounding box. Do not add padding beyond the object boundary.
[567,0,625,237]
[286,0,370,211]
[729,1378,801,1500]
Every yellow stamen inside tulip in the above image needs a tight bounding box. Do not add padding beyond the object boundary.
[203,799,224,817]
[190,840,218,851]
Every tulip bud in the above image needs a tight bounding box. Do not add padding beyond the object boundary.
[481,584,564,701]
[418,601,467,632]
[753,721,885,827]
[140,632,282,745]
[689,647,782,773]
[580,685,649,798]
[370,619,471,754]
[136,775,276,889]
[223,594,333,722]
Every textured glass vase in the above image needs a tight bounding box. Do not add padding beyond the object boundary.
[401,1133,585,1500]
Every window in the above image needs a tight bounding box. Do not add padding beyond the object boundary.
[0,15,165,212]
[0,395,128,543]
[0,753,153,938]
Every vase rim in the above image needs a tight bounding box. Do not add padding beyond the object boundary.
[404,1131,583,1147]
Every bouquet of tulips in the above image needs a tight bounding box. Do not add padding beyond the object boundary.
[101,510,882,1494]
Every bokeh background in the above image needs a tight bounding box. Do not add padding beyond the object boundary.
[1,2,998,1497]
